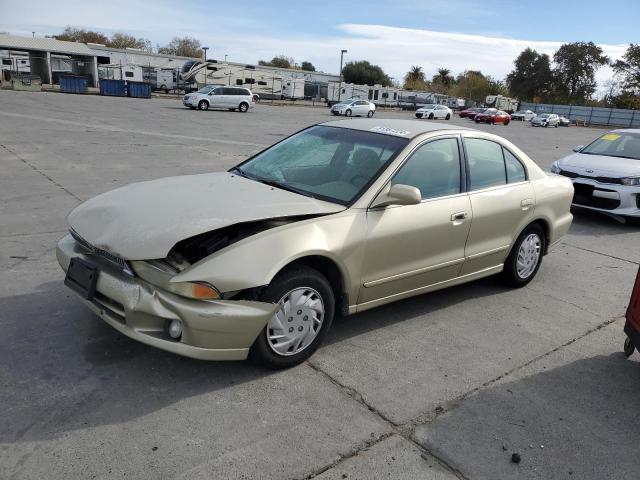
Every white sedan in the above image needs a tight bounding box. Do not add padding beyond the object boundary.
[551,129,640,221]
[330,99,375,117]
[511,110,536,121]
[415,104,452,120]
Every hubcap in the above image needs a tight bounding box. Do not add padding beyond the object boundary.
[516,233,541,279]
[266,287,324,356]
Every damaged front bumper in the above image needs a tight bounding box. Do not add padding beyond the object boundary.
[56,234,278,360]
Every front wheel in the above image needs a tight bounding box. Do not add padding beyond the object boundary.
[345,109,352,117]
[500,224,545,287]
[198,100,209,111]
[624,337,635,357]
[239,102,249,112]
[249,266,335,369]
[367,110,374,118]
[428,113,434,120]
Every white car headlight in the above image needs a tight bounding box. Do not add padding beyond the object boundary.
[550,163,561,174]
[621,177,640,186]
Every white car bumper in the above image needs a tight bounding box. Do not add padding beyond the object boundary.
[568,178,640,217]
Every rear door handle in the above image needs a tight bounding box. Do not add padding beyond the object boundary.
[451,211,468,222]
[520,199,534,209]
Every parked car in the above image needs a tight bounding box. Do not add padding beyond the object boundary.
[183,86,255,112]
[475,110,511,125]
[331,99,375,117]
[551,129,640,221]
[58,119,574,368]
[511,110,536,121]
[558,116,571,127]
[459,107,482,118]
[467,108,493,121]
[531,113,560,127]
[415,104,452,120]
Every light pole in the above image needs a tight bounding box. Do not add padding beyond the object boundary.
[224,54,228,62]
[338,49,347,102]
[202,47,209,86]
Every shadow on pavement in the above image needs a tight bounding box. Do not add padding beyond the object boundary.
[415,351,640,480]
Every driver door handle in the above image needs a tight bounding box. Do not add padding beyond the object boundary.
[451,211,468,222]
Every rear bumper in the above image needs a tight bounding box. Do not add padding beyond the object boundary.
[57,235,278,360]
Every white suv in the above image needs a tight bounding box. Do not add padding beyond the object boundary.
[183,86,255,112]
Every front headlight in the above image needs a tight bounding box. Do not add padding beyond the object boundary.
[550,163,561,174]
[131,260,221,300]
[621,177,640,186]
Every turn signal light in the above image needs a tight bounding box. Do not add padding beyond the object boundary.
[170,281,221,300]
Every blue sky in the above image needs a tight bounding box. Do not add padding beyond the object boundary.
[3,0,638,91]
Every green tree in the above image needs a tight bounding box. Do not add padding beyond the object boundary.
[342,60,392,86]
[300,61,316,72]
[452,70,492,103]
[53,27,108,44]
[612,44,640,94]
[487,76,508,96]
[108,33,152,52]
[552,42,609,104]
[158,37,202,58]
[258,55,295,69]
[506,48,553,101]
[431,68,455,94]
[403,65,428,90]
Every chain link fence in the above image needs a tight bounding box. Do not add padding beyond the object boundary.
[519,102,640,128]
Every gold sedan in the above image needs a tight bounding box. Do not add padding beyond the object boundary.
[57,119,574,368]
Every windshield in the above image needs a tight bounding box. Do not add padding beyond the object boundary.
[197,85,215,94]
[421,104,436,109]
[233,125,410,205]
[581,132,640,160]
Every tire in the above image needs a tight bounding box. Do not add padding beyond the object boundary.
[239,102,249,112]
[504,120,510,126]
[624,336,635,357]
[475,118,480,123]
[367,110,374,118]
[428,113,434,120]
[500,223,546,288]
[249,266,335,369]
[555,123,559,128]
[345,109,352,117]
[198,100,209,111]
[445,113,451,120]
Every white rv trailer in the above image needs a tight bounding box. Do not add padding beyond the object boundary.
[180,60,285,99]
[327,82,369,105]
[282,78,305,100]
[485,95,519,113]
[98,64,144,82]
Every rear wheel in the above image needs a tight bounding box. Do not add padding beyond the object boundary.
[624,337,635,357]
[504,120,510,126]
[239,102,249,112]
[249,266,335,369]
[367,110,374,118]
[198,100,209,111]
[501,224,545,287]
[445,113,451,120]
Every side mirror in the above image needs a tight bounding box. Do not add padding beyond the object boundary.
[370,183,422,209]
[573,145,584,152]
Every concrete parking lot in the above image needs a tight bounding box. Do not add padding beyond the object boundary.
[1,90,639,480]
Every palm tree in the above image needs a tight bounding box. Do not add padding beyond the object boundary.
[433,68,453,86]
[406,65,425,83]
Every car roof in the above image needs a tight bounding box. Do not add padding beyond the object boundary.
[320,118,470,139]
[612,128,640,134]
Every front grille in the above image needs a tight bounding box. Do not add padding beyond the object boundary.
[70,230,129,270]
[572,183,621,210]
[559,169,623,185]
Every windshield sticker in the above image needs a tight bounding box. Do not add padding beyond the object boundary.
[370,126,410,136]
[601,134,621,141]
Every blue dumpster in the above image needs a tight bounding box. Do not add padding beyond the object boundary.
[100,79,126,97]
[127,81,152,99]
[60,75,88,94]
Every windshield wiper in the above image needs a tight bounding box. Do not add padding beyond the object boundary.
[257,178,316,198]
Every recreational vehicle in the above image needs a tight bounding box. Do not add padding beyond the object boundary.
[485,95,519,113]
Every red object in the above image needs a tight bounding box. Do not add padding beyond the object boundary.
[474,109,511,125]
[625,266,640,349]
[459,108,480,118]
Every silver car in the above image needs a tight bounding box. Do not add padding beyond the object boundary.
[531,113,560,128]
[331,99,375,117]
[551,129,640,220]
[511,110,536,121]
[183,86,255,112]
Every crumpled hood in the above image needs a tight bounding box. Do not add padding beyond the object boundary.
[558,152,640,178]
[68,172,345,260]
